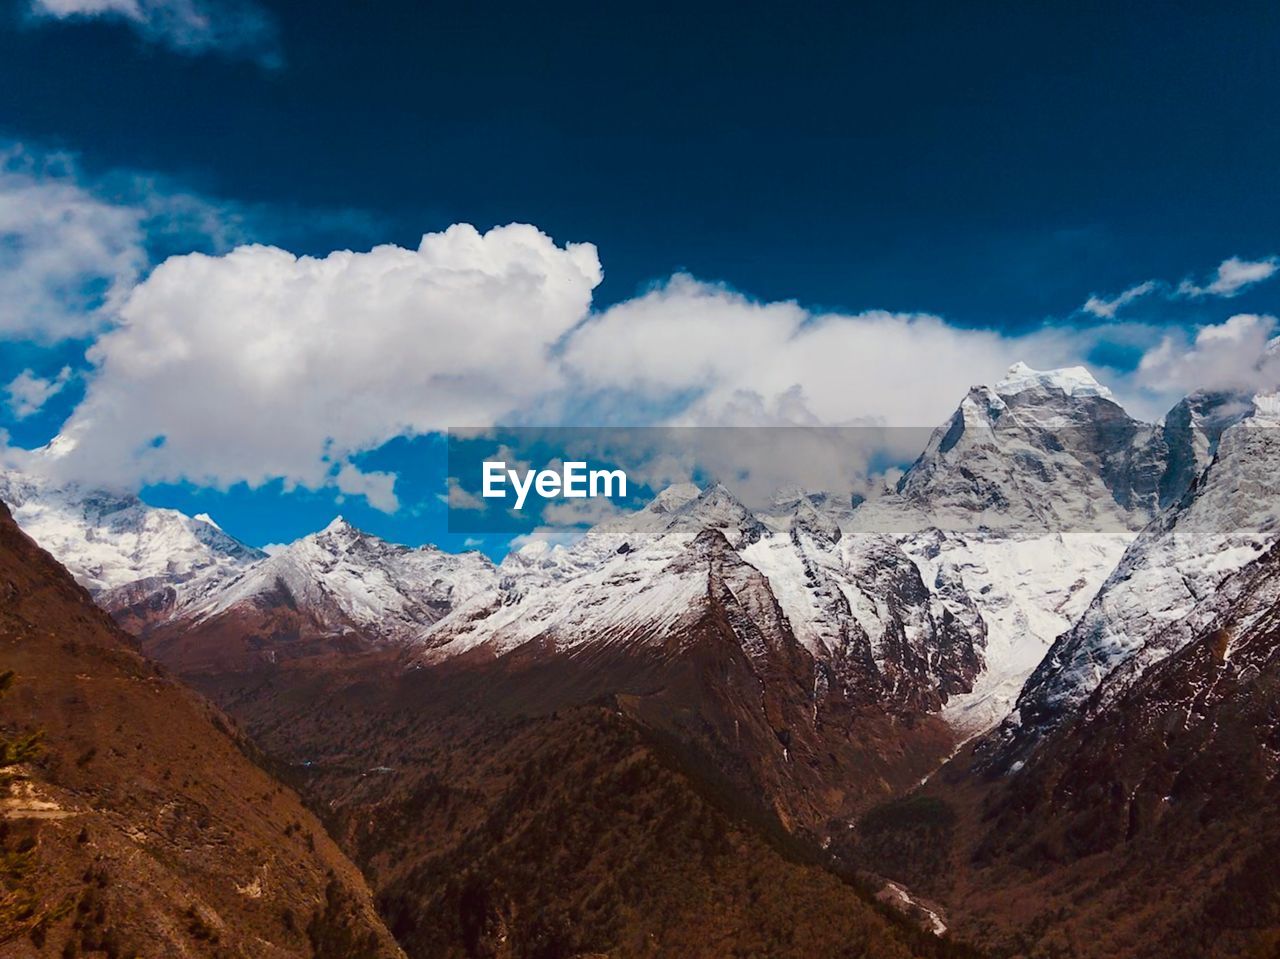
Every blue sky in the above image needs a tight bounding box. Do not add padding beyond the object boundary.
[2,0,1280,556]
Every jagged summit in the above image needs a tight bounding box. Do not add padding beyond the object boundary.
[321,514,354,534]
[174,519,497,648]
[999,390,1280,755]
[891,360,1154,535]
[994,361,1115,400]
[646,482,702,513]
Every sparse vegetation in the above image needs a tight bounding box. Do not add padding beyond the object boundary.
[0,669,48,941]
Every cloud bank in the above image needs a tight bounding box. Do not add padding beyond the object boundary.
[6,147,1280,513]
[562,275,1097,429]
[1135,313,1280,396]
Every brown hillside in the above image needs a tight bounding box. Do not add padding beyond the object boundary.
[187,642,983,959]
[0,501,403,959]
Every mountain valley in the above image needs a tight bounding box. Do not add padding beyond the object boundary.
[4,363,1280,957]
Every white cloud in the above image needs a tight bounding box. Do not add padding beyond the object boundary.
[443,478,487,512]
[508,525,589,552]
[5,366,73,419]
[561,274,1095,429]
[0,142,252,343]
[0,147,147,341]
[334,462,398,513]
[1134,314,1280,396]
[28,0,280,65]
[1178,256,1279,298]
[1080,256,1280,320]
[541,497,626,526]
[43,225,602,510]
[1082,280,1157,319]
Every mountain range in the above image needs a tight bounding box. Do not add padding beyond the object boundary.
[3,362,1279,957]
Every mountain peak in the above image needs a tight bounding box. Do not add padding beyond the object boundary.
[994,362,1113,400]
[321,515,356,535]
[300,515,374,553]
[646,482,702,513]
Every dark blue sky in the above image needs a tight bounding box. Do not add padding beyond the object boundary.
[4,0,1279,326]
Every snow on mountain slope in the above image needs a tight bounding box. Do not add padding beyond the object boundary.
[995,361,1115,400]
[1004,391,1279,749]
[832,364,1170,731]
[419,484,769,661]
[909,530,1132,733]
[178,516,498,641]
[416,482,985,712]
[893,362,1162,532]
[741,500,984,711]
[0,469,262,594]
[6,361,1241,742]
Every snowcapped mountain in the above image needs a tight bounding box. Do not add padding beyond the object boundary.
[412,363,1197,728]
[132,516,498,673]
[4,361,1251,740]
[996,389,1280,756]
[178,516,497,641]
[891,362,1161,531]
[419,482,984,711]
[845,362,1184,731]
[0,469,262,595]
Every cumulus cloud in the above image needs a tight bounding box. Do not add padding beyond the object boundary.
[43,225,602,510]
[1178,256,1279,298]
[5,367,73,419]
[11,159,1279,519]
[1134,314,1280,396]
[1082,280,1157,319]
[28,0,280,65]
[561,274,1095,429]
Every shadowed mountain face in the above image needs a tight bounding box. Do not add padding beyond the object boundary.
[0,502,403,957]
[993,393,1280,760]
[194,647,983,959]
[847,397,1280,958]
[852,544,1280,959]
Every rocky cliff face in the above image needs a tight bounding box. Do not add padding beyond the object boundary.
[994,391,1280,760]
